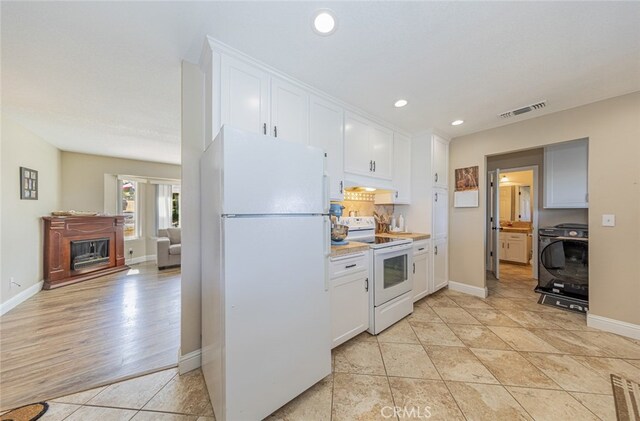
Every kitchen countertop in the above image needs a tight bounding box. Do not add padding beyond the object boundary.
[500,227,531,234]
[376,232,431,241]
[330,241,370,258]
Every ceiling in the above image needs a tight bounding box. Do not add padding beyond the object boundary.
[3,2,640,165]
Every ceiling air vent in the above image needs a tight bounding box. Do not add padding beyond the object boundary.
[499,101,547,119]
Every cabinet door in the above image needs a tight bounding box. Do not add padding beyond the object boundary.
[220,55,270,135]
[271,77,309,144]
[432,187,448,241]
[331,272,369,348]
[310,96,344,201]
[344,112,373,176]
[544,139,588,208]
[505,239,527,263]
[433,238,448,292]
[432,135,449,188]
[370,124,393,180]
[393,133,411,203]
[413,252,429,301]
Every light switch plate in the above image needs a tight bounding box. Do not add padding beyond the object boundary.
[602,214,615,227]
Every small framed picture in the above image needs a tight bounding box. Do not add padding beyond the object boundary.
[20,167,38,200]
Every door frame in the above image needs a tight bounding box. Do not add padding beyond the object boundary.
[486,165,539,280]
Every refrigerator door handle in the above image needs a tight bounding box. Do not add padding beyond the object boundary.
[323,216,331,291]
[323,174,330,213]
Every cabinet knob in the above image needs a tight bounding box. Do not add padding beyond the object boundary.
[435,193,438,202]
[365,278,369,292]
[373,161,376,172]
[395,191,398,198]
[413,262,415,274]
[435,173,439,183]
[369,160,373,171]
[274,125,278,138]
[434,246,438,255]
[340,181,343,194]
[263,123,267,135]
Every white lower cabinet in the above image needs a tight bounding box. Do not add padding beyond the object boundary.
[330,252,369,349]
[500,232,530,264]
[412,240,431,302]
[432,238,448,293]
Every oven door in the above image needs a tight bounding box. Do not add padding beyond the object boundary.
[373,243,413,306]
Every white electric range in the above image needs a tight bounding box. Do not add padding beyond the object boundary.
[340,217,414,334]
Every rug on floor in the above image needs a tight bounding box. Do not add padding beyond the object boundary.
[612,374,640,421]
[1,402,48,421]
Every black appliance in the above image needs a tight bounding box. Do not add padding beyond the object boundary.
[536,223,588,303]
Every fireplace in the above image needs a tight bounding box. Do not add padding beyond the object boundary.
[71,238,110,271]
[43,216,129,289]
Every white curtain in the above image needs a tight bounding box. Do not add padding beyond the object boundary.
[156,184,173,230]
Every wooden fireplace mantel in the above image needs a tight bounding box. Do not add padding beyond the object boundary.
[43,215,129,289]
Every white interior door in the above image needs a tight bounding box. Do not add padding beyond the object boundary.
[493,169,501,279]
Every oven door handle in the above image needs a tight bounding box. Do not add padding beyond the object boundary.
[374,243,413,255]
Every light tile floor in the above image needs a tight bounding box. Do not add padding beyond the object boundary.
[31,262,640,420]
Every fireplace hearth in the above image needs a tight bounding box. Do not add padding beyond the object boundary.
[43,216,129,289]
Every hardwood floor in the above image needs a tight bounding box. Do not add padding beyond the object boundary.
[0,263,180,411]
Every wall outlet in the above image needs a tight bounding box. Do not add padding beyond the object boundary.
[602,214,616,227]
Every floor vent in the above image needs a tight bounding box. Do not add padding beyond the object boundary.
[499,101,546,119]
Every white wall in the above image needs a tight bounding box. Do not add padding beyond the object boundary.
[180,61,205,356]
[60,152,181,262]
[449,92,640,326]
[1,117,61,307]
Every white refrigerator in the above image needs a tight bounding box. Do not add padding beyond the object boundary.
[200,126,331,421]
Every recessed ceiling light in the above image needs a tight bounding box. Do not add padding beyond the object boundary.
[451,120,464,126]
[394,99,408,108]
[312,9,337,35]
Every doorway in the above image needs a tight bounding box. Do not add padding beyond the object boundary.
[486,166,539,282]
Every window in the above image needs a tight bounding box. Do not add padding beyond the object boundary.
[120,179,139,239]
[156,183,181,230]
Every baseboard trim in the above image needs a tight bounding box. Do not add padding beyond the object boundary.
[179,349,202,374]
[126,255,157,265]
[0,281,43,316]
[448,280,488,298]
[587,314,640,340]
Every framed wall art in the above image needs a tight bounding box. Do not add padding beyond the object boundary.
[454,165,479,207]
[20,167,38,200]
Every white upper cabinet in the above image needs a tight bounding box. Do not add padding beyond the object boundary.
[370,124,393,180]
[344,112,374,176]
[220,55,270,136]
[544,139,589,208]
[432,135,449,188]
[271,77,309,144]
[393,133,411,203]
[344,112,393,180]
[310,96,344,201]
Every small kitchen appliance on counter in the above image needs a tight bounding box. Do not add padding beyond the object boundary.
[329,204,349,245]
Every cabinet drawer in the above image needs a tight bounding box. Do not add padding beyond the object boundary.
[330,252,367,279]
[413,240,430,256]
